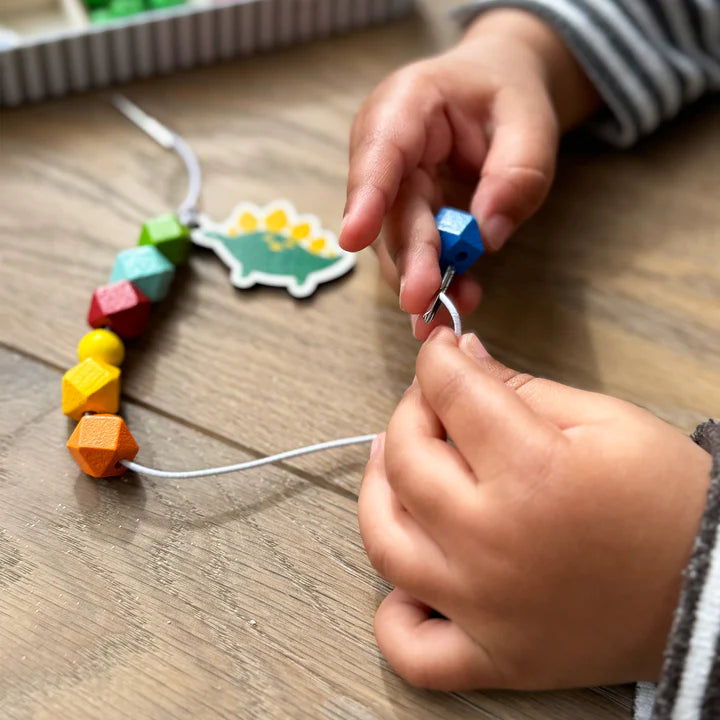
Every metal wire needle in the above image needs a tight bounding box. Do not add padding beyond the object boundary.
[423,265,456,324]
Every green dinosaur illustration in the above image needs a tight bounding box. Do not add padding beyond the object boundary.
[203,230,343,286]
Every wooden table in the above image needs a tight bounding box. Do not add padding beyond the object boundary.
[2,2,719,718]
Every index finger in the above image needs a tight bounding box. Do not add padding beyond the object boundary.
[339,66,452,253]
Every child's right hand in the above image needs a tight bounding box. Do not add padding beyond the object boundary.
[358,328,712,689]
[339,9,599,338]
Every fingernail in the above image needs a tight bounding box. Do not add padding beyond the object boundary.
[460,333,490,361]
[481,214,514,250]
[399,276,406,310]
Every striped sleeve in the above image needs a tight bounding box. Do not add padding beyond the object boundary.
[650,420,720,720]
[455,1,720,146]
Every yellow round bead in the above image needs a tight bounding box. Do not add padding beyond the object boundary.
[77,329,125,366]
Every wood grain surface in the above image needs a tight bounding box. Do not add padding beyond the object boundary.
[1,1,719,718]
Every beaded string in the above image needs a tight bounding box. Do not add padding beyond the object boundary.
[62,97,464,481]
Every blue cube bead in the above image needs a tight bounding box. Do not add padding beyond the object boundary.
[435,207,484,275]
[110,245,175,302]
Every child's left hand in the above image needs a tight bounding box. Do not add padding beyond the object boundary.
[358,328,712,690]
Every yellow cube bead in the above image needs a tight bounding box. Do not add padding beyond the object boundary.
[77,329,125,366]
[62,358,121,420]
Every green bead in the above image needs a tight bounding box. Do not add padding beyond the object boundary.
[89,9,115,22]
[109,0,145,17]
[90,0,143,21]
[110,246,175,302]
[83,0,109,9]
[138,214,191,265]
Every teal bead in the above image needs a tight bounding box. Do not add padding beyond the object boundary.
[110,246,175,302]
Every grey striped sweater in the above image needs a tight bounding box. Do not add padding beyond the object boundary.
[638,422,720,720]
[457,3,720,719]
[457,0,720,147]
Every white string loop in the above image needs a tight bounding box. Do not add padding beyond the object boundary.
[112,95,201,226]
[118,295,462,480]
[439,291,462,336]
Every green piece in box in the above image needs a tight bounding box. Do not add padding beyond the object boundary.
[90,0,144,22]
[112,0,145,15]
[89,10,114,23]
[146,0,187,8]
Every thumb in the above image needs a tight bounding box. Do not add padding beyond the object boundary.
[470,86,558,251]
[416,328,556,472]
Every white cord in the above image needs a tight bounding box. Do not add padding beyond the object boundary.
[112,95,202,227]
[174,134,202,227]
[439,291,462,336]
[120,433,377,479]
[118,295,459,479]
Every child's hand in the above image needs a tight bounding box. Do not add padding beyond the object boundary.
[358,328,711,689]
[340,10,599,339]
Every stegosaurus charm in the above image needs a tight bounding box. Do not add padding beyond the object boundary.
[192,200,355,298]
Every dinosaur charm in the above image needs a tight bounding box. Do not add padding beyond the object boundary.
[192,200,355,298]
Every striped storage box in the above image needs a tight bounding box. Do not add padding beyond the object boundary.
[0,0,414,107]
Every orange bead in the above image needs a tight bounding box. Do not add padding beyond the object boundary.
[66,414,139,478]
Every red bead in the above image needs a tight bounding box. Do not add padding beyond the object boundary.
[88,280,151,339]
